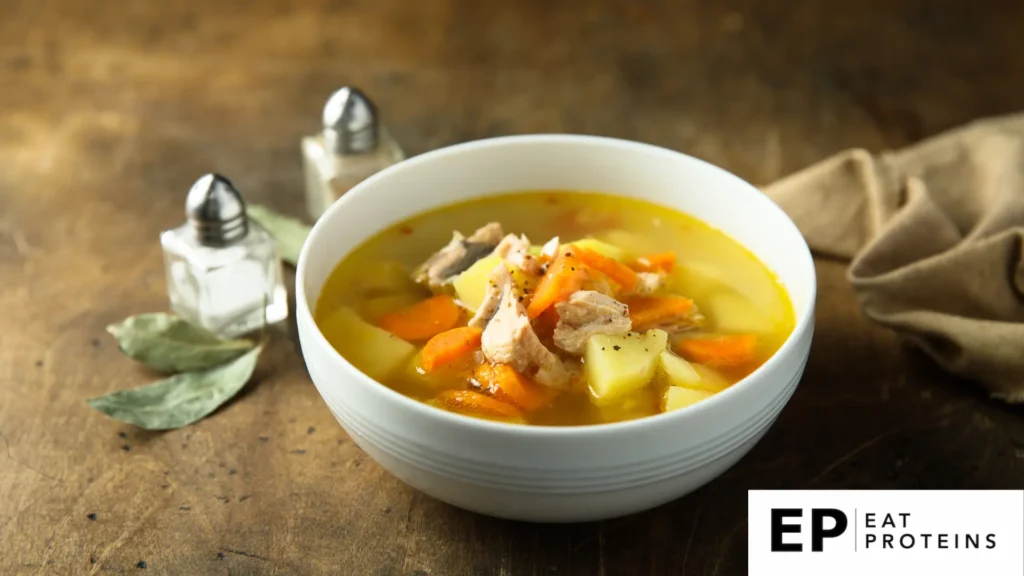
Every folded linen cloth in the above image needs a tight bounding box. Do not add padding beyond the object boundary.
[763,113,1024,401]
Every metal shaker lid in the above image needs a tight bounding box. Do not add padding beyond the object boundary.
[322,86,379,155]
[185,173,249,246]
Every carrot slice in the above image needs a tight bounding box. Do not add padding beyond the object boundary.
[626,295,696,331]
[436,390,524,421]
[573,247,638,292]
[526,248,591,319]
[474,363,557,411]
[675,334,758,368]
[420,326,483,372]
[629,251,676,273]
[377,295,462,341]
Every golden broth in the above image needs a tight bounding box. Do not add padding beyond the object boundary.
[315,191,795,426]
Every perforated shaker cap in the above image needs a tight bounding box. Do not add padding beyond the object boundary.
[185,173,249,246]
[322,86,379,154]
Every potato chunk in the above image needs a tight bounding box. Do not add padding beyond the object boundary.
[706,290,774,334]
[596,230,652,259]
[320,307,417,381]
[689,363,730,392]
[659,350,729,392]
[353,261,417,296]
[452,255,538,312]
[452,255,501,311]
[361,293,423,322]
[594,387,658,422]
[663,386,713,412]
[658,351,701,387]
[566,238,628,261]
[584,329,668,405]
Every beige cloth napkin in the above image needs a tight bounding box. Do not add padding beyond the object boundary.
[763,113,1024,401]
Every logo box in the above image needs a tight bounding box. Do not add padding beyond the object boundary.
[748,490,1024,576]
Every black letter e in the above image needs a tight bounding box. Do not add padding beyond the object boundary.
[771,508,802,552]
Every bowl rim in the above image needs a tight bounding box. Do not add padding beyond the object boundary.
[296,133,816,436]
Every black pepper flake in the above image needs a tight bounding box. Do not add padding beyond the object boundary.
[645,348,649,352]
[121,444,131,452]
[307,426,316,435]
[290,449,307,455]
[258,436,270,442]
[179,506,191,511]
[118,431,127,439]
[570,267,575,271]
[601,347,606,351]
[228,469,237,476]
[238,494,250,502]
[613,345,621,351]
[35,360,43,367]
[136,560,147,569]
[86,513,97,521]
[216,552,226,560]
[89,555,95,564]
[90,338,101,347]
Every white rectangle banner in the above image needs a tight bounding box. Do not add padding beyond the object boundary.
[748,490,1024,575]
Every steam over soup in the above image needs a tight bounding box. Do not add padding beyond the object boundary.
[315,191,795,426]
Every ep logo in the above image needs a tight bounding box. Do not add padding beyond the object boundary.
[771,508,849,552]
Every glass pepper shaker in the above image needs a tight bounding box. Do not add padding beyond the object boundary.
[160,174,288,338]
[301,86,405,221]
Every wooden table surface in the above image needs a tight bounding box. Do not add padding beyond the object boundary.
[3,0,1023,574]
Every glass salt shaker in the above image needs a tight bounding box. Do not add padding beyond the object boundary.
[160,174,288,338]
[301,86,405,221]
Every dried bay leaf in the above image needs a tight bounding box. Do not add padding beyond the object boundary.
[87,346,262,430]
[107,313,254,373]
[248,204,311,266]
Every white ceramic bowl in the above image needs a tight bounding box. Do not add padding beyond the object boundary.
[296,135,815,523]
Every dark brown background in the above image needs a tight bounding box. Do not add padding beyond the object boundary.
[2,0,1023,574]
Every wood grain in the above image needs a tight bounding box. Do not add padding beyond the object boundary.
[2,0,1023,573]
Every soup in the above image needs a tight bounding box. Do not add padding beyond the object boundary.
[315,191,795,426]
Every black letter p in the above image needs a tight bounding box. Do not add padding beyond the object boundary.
[811,509,848,552]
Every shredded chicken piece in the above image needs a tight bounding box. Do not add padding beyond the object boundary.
[634,300,706,333]
[629,272,664,296]
[494,233,542,276]
[412,222,503,290]
[552,291,632,354]
[467,263,513,329]
[480,283,572,389]
[535,359,577,391]
[540,236,560,261]
[653,306,706,333]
